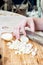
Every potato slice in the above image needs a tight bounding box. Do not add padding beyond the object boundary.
[1,33,13,41]
[20,35,29,43]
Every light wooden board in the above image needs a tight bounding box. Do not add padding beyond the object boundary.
[1,38,43,65]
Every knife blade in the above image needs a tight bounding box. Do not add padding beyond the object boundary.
[26,30,43,45]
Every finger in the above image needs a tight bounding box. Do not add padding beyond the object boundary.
[21,26,26,36]
[13,27,20,39]
[16,28,20,39]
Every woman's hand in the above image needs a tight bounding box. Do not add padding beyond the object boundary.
[13,18,35,39]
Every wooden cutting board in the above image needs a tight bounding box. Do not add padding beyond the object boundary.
[0,37,43,65]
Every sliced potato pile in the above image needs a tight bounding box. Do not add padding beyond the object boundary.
[1,33,37,56]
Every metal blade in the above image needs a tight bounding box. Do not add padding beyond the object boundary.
[26,30,43,45]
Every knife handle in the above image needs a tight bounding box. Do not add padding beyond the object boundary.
[26,30,43,45]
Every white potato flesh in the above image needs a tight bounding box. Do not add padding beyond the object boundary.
[6,36,37,55]
[31,48,37,56]
[25,43,33,50]
[9,44,14,49]
[7,39,34,54]
[8,40,21,49]
[20,35,29,43]
[1,33,13,41]
[12,40,21,49]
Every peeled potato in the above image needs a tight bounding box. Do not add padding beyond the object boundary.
[1,33,13,41]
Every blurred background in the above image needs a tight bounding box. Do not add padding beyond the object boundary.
[0,0,42,17]
[0,0,37,14]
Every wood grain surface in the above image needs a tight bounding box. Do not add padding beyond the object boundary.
[0,38,43,65]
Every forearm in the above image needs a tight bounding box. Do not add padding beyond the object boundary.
[33,18,43,31]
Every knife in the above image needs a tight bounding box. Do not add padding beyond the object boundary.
[26,30,43,45]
